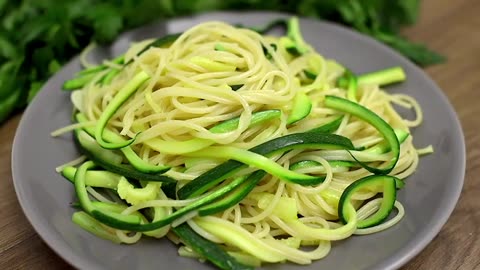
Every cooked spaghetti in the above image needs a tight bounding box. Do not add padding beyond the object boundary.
[55,18,431,268]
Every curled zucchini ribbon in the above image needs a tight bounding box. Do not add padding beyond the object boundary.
[324,95,400,175]
[75,129,174,183]
[74,159,266,231]
[73,133,355,231]
[338,175,400,229]
[94,71,150,150]
[178,132,355,199]
[76,113,170,174]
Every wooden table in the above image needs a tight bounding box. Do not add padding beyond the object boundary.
[1,1,479,269]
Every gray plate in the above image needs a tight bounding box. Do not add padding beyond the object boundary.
[12,12,465,270]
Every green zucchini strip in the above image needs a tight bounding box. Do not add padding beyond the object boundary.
[74,161,142,226]
[307,115,344,133]
[283,204,357,241]
[76,65,108,76]
[289,160,357,171]
[65,56,125,91]
[178,132,354,199]
[73,202,167,241]
[145,110,281,155]
[346,72,359,102]
[63,72,99,90]
[79,60,123,81]
[286,17,308,55]
[78,55,124,77]
[210,110,281,134]
[214,43,226,51]
[145,137,213,155]
[199,171,266,216]
[335,69,358,101]
[61,166,120,189]
[89,174,252,231]
[190,56,236,72]
[261,43,278,60]
[72,211,122,243]
[365,129,409,154]
[337,66,406,90]
[101,68,121,85]
[122,147,170,174]
[324,95,400,174]
[304,70,317,80]
[73,201,169,237]
[77,130,123,163]
[358,66,406,86]
[75,129,175,183]
[117,178,160,205]
[94,71,150,149]
[185,146,323,185]
[338,175,397,229]
[230,84,243,91]
[195,217,288,263]
[287,91,312,125]
[172,223,253,270]
[76,113,170,174]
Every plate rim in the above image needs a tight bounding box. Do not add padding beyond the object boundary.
[11,11,466,270]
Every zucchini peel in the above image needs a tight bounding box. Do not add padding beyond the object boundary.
[324,95,400,174]
[94,71,150,150]
[338,175,398,229]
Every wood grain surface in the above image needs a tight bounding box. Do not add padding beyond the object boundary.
[1,1,479,269]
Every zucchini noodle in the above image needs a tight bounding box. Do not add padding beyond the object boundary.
[58,19,431,268]
[79,42,97,68]
[55,155,86,173]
